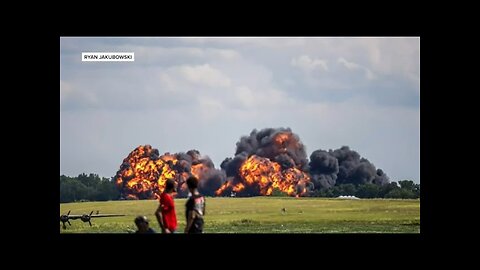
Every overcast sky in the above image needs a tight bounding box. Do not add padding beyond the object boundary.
[60,37,420,183]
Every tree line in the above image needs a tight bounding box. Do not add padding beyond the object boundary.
[60,173,120,203]
[60,173,419,202]
[308,180,420,199]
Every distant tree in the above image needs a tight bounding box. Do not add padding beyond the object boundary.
[356,183,380,198]
[331,186,342,197]
[60,174,120,203]
[60,177,88,202]
[96,178,120,201]
[385,188,416,199]
[397,180,420,199]
[379,182,400,197]
[77,173,96,187]
[414,183,420,198]
[316,188,334,197]
[338,184,357,196]
[398,180,415,190]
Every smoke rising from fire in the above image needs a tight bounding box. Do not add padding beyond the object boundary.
[234,128,309,171]
[309,150,339,189]
[309,146,389,189]
[219,128,389,196]
[114,128,389,199]
[218,128,312,197]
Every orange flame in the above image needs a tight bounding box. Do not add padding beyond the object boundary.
[191,163,208,180]
[115,145,188,199]
[116,144,310,199]
[215,155,310,197]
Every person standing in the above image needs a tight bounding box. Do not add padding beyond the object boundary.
[155,179,178,233]
[184,176,206,234]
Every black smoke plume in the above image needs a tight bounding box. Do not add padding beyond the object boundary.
[309,150,339,189]
[219,127,312,196]
[309,146,389,189]
[226,127,309,172]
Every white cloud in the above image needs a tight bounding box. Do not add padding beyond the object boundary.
[338,57,376,80]
[206,48,240,60]
[234,86,256,108]
[338,57,361,70]
[357,38,419,85]
[365,69,375,80]
[125,46,241,65]
[60,80,99,109]
[60,80,73,104]
[179,37,306,48]
[196,96,226,121]
[234,86,290,109]
[291,55,328,72]
[174,64,231,88]
[158,73,177,93]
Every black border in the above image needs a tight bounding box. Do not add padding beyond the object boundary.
[40,32,431,251]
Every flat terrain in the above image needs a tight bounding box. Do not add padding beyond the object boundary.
[59,197,420,233]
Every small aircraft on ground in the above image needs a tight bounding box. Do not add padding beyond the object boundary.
[60,210,125,229]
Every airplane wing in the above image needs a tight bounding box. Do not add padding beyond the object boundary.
[90,214,125,218]
[65,215,83,220]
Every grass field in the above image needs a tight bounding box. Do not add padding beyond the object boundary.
[59,197,420,233]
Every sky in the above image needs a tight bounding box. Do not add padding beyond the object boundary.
[60,37,420,183]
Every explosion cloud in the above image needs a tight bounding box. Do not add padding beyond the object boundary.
[218,128,312,197]
[114,128,389,199]
[114,145,225,199]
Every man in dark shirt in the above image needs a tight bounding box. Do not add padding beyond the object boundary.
[184,176,206,234]
[134,215,156,233]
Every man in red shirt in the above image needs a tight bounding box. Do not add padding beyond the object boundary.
[155,179,178,233]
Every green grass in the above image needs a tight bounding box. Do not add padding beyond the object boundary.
[59,197,420,233]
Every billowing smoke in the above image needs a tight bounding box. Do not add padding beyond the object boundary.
[309,146,389,189]
[218,128,313,197]
[309,150,339,189]
[233,127,309,171]
[114,129,390,199]
[114,145,225,199]
[187,150,227,196]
